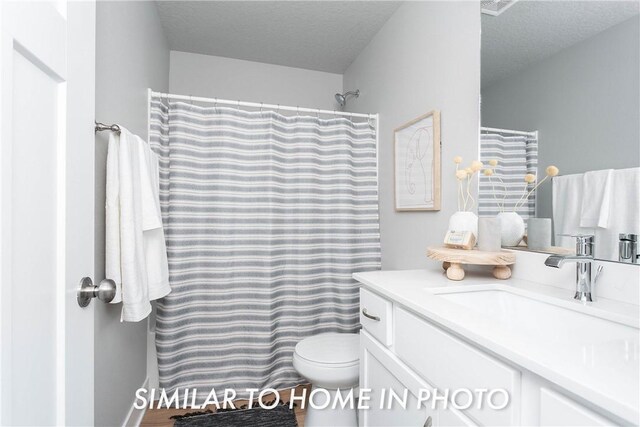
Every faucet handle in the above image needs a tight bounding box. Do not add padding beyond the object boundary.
[573,234,594,240]
[619,233,638,242]
[557,233,595,241]
[557,234,595,256]
[593,264,604,284]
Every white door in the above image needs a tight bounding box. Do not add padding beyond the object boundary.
[0,1,95,426]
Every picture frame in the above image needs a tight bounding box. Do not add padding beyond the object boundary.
[394,110,441,211]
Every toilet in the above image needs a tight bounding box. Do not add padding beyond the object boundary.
[293,332,359,427]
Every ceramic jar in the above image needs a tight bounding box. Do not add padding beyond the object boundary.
[448,211,478,239]
[497,212,525,247]
[477,217,502,252]
[527,218,552,250]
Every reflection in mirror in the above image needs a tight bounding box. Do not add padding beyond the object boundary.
[479,1,640,263]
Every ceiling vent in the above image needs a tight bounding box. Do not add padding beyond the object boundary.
[481,0,519,16]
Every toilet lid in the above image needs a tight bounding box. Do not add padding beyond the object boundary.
[295,333,359,365]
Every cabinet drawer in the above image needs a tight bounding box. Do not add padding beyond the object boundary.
[539,388,613,426]
[360,288,392,346]
[394,307,520,426]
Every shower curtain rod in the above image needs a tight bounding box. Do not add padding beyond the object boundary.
[481,126,538,138]
[149,89,377,120]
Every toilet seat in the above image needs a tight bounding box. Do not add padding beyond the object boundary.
[294,332,359,366]
[292,333,360,426]
[293,333,360,390]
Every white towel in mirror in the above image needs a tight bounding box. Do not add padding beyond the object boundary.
[580,169,613,228]
[552,173,584,249]
[593,167,640,260]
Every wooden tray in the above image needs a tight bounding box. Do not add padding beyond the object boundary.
[427,247,516,281]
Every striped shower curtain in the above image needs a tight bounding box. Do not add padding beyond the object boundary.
[478,133,538,219]
[148,95,380,398]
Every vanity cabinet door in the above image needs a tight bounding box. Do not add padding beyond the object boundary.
[438,406,476,427]
[361,331,434,427]
[394,307,520,426]
[539,388,614,426]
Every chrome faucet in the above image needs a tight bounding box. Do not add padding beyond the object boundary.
[619,233,638,264]
[544,235,602,302]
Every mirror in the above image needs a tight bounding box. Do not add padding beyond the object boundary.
[479,1,640,263]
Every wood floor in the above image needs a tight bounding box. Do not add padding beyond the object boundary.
[140,384,311,427]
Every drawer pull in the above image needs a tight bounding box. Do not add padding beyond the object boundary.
[362,308,380,321]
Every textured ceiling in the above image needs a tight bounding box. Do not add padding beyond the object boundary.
[482,1,640,88]
[155,1,402,74]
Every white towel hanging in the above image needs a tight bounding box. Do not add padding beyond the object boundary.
[580,169,614,228]
[105,127,170,322]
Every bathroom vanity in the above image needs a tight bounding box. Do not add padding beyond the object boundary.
[354,269,639,426]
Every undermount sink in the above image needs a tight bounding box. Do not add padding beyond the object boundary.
[427,285,639,347]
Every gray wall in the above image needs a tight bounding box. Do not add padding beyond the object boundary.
[343,1,481,269]
[95,2,169,425]
[169,51,343,110]
[482,16,640,219]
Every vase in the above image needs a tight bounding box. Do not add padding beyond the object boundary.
[477,217,502,252]
[527,218,552,251]
[497,212,525,247]
[448,211,478,239]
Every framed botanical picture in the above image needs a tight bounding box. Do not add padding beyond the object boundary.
[394,110,441,211]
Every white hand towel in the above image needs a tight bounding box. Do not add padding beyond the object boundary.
[117,129,151,321]
[552,174,584,250]
[580,169,614,228]
[136,135,171,302]
[593,168,640,260]
[105,128,171,322]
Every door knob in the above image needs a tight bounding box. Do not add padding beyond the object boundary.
[77,277,117,307]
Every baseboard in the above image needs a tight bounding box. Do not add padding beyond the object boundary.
[122,376,149,427]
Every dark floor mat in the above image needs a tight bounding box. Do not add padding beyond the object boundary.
[172,404,298,427]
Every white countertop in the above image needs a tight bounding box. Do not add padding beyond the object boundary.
[353,269,640,424]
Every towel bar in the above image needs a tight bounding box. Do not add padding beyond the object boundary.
[95,121,120,133]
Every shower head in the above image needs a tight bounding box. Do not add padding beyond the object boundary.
[335,90,360,107]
